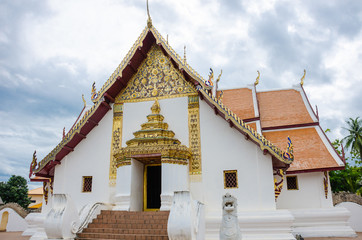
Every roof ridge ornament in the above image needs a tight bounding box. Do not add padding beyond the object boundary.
[91,82,98,103]
[300,69,306,86]
[254,70,260,86]
[147,0,152,28]
[151,99,160,114]
[183,45,186,64]
[82,94,87,107]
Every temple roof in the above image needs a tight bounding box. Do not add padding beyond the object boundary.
[218,85,345,173]
[31,22,293,178]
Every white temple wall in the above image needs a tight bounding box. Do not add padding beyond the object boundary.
[122,97,189,147]
[199,100,276,213]
[276,171,333,209]
[53,109,113,211]
[130,159,144,211]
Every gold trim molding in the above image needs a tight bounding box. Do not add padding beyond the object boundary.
[109,103,123,186]
[115,45,197,104]
[188,96,202,175]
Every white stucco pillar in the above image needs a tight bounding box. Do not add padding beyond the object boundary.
[114,164,132,211]
[160,163,189,211]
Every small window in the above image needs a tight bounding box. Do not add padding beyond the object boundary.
[224,170,238,189]
[286,176,298,190]
[82,176,93,192]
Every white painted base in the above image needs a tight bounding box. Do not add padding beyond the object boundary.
[22,213,47,240]
[113,194,131,211]
[160,194,173,211]
[290,207,357,238]
[336,202,362,232]
[205,209,295,240]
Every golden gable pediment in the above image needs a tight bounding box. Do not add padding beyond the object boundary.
[116,44,197,103]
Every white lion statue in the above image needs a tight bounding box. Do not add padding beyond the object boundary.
[220,193,241,240]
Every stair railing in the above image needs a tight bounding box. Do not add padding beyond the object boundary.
[74,202,113,234]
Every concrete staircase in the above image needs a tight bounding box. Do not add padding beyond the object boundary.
[76,210,169,240]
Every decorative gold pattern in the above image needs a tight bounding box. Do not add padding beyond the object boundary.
[43,182,48,204]
[116,45,196,103]
[188,96,202,174]
[323,171,329,199]
[115,100,192,167]
[109,103,123,186]
[274,169,284,200]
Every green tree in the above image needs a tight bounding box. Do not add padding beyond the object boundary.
[343,117,362,162]
[0,175,31,209]
[329,138,362,195]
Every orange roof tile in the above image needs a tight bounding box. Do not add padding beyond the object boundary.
[257,89,314,128]
[246,122,257,131]
[217,88,255,120]
[263,127,341,172]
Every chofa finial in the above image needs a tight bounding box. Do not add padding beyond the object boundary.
[216,70,223,83]
[147,0,152,28]
[82,94,86,107]
[300,69,306,86]
[255,70,260,86]
[183,45,186,64]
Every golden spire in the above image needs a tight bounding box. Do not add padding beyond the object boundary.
[254,70,260,86]
[147,0,152,28]
[300,69,306,86]
[167,34,169,44]
[82,94,86,107]
[183,45,186,64]
[151,99,160,114]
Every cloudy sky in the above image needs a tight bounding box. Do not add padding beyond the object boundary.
[1,0,361,189]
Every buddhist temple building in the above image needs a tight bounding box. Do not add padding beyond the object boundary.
[25,11,355,240]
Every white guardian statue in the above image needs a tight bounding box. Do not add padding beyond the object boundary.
[220,193,242,240]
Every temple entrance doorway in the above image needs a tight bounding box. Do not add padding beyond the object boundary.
[144,164,161,211]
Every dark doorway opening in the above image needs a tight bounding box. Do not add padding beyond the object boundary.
[145,165,161,210]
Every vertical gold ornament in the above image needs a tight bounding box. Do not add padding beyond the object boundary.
[109,103,123,186]
[188,95,202,175]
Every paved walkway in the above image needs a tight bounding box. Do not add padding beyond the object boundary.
[1,231,361,239]
[0,232,30,240]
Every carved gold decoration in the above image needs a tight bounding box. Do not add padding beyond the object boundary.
[116,45,197,103]
[188,96,202,175]
[300,69,306,86]
[115,100,192,167]
[109,103,123,186]
[255,70,260,86]
[274,169,284,200]
[323,171,329,199]
[43,182,49,204]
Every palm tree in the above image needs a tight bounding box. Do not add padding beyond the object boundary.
[343,117,362,161]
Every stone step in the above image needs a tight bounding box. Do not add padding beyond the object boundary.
[77,232,168,240]
[83,227,167,235]
[87,222,168,229]
[76,211,169,240]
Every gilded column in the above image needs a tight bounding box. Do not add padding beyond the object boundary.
[188,95,202,175]
[109,103,123,186]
